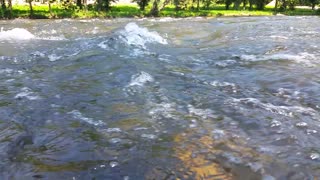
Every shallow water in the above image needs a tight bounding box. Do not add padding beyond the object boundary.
[0,16,320,179]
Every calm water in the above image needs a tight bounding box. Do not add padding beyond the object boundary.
[0,16,320,179]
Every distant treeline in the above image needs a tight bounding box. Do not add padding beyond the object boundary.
[0,0,319,18]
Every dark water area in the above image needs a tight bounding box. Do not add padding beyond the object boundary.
[0,16,320,179]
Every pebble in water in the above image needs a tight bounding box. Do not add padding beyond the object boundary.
[212,129,225,139]
[106,128,122,133]
[189,119,197,128]
[262,175,276,180]
[109,161,119,168]
[109,138,122,144]
[270,120,281,127]
[296,122,308,128]
[141,134,157,139]
[310,153,320,160]
[306,129,317,135]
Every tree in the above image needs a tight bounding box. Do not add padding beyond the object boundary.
[256,0,266,9]
[97,0,116,10]
[225,0,233,9]
[77,0,82,8]
[288,0,297,10]
[133,0,150,10]
[150,0,159,16]
[274,0,279,11]
[48,0,54,17]
[28,0,34,17]
[233,0,242,9]
[309,0,319,9]
[248,0,255,9]
[242,0,247,9]
[1,0,5,10]
[7,0,12,18]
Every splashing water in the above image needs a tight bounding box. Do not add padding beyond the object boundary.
[119,22,167,48]
[0,17,320,179]
[0,28,35,40]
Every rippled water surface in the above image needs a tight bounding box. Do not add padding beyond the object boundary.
[0,16,320,179]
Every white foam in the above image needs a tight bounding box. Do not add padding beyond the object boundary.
[188,104,215,119]
[141,134,157,139]
[270,35,289,39]
[48,54,62,62]
[98,41,108,49]
[120,22,167,49]
[0,68,24,75]
[229,98,317,117]
[0,28,35,41]
[274,88,302,101]
[149,17,180,22]
[149,102,177,119]
[128,71,154,87]
[37,35,67,41]
[239,52,317,67]
[106,128,122,132]
[14,87,40,100]
[68,110,105,126]
[210,80,237,93]
[214,60,237,68]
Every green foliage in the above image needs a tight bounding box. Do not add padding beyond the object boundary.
[0,3,319,19]
[132,0,151,10]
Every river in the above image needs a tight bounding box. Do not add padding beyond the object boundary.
[0,16,320,179]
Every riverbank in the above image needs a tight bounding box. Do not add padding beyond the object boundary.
[0,4,319,19]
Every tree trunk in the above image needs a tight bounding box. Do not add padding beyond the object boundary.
[8,0,12,18]
[28,0,33,17]
[225,0,232,10]
[242,0,247,9]
[281,0,286,10]
[174,0,180,10]
[82,0,87,14]
[196,0,199,10]
[274,0,278,11]
[1,0,6,10]
[150,0,159,16]
[48,1,52,17]
[233,0,241,10]
[160,0,170,11]
[77,0,82,9]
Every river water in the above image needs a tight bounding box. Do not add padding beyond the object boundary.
[0,16,319,179]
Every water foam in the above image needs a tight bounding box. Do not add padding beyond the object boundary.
[128,71,154,87]
[48,54,62,62]
[274,88,303,101]
[214,60,237,68]
[0,28,35,41]
[119,22,167,49]
[14,87,41,100]
[239,52,317,67]
[68,110,105,126]
[38,35,67,41]
[229,98,317,117]
[188,105,216,119]
[210,80,237,92]
[0,68,24,75]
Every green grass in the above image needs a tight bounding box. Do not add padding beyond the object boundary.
[0,3,318,19]
[160,6,273,17]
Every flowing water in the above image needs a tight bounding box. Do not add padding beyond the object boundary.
[0,16,319,179]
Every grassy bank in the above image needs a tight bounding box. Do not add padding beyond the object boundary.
[0,4,318,19]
